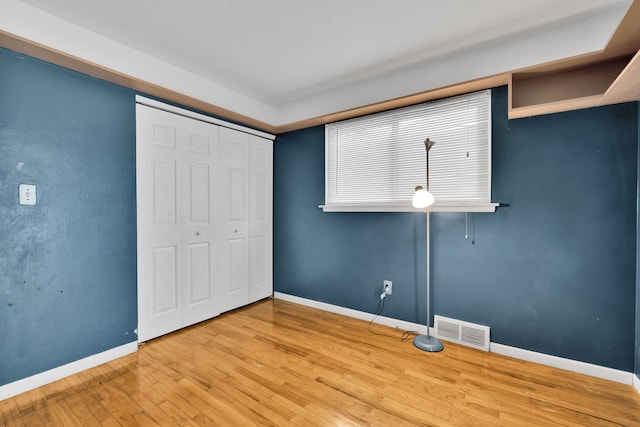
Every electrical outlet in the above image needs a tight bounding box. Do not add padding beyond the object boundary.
[383,280,392,295]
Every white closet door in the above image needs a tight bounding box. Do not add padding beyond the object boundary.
[137,105,183,341]
[249,136,273,302]
[181,118,220,327]
[137,104,219,341]
[217,127,250,313]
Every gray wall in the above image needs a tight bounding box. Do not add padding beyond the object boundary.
[0,48,137,385]
[274,86,638,371]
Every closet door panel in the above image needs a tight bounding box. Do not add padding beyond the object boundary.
[182,121,219,327]
[137,105,184,341]
[217,127,250,313]
[229,167,248,221]
[152,246,179,314]
[228,238,249,291]
[249,136,273,302]
[184,242,211,308]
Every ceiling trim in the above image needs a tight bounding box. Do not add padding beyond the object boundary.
[1,0,638,135]
[274,74,509,133]
[0,29,277,134]
[0,26,506,135]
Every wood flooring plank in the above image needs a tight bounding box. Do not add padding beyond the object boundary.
[100,417,124,427]
[0,395,24,425]
[48,401,84,427]
[2,298,640,426]
[86,396,117,425]
[132,411,162,427]
[64,391,102,425]
[174,377,239,424]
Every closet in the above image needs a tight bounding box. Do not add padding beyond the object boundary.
[135,97,273,342]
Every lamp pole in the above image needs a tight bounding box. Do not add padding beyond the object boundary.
[414,138,444,352]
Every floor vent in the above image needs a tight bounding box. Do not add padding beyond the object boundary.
[434,315,490,351]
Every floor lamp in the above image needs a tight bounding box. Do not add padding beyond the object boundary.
[412,138,444,352]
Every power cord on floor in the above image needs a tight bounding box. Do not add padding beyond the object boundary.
[367,293,419,341]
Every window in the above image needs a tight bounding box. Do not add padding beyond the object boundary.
[324,90,497,212]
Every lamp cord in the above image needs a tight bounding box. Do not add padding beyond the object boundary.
[368,296,418,341]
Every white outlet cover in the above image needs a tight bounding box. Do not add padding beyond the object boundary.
[384,280,392,295]
[19,184,36,205]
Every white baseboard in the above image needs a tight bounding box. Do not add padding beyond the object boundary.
[634,374,640,394]
[274,292,432,335]
[274,292,634,385]
[0,341,138,401]
[489,343,633,385]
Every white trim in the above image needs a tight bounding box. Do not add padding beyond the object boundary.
[319,203,499,213]
[274,292,431,335]
[135,96,275,141]
[0,342,138,401]
[274,292,634,385]
[489,343,633,385]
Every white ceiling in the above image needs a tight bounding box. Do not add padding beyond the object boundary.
[7,0,634,126]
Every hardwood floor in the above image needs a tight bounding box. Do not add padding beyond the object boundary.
[2,298,639,426]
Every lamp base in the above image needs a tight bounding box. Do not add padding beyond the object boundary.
[413,334,444,352]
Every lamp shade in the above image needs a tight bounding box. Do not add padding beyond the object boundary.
[412,186,435,208]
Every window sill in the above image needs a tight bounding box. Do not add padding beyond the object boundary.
[319,202,499,213]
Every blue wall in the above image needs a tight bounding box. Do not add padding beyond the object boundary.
[0,48,137,385]
[1,43,638,386]
[637,101,640,378]
[274,86,638,371]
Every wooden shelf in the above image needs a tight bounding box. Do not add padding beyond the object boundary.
[508,55,636,119]
[507,0,640,119]
[604,48,640,102]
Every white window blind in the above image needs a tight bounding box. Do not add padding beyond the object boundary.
[324,90,497,212]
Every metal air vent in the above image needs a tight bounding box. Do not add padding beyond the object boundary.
[434,315,490,351]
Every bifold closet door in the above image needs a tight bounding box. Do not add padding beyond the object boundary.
[249,135,273,303]
[136,104,219,342]
[216,127,251,313]
[216,130,274,312]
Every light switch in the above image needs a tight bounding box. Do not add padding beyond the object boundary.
[19,184,36,205]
